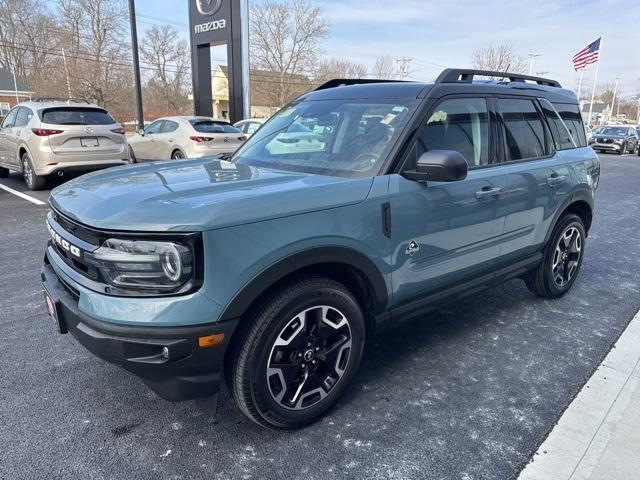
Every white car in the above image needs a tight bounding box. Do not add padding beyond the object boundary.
[234,118,266,138]
[128,116,246,162]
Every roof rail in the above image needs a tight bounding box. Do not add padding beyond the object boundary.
[314,78,410,91]
[33,97,91,104]
[435,68,562,88]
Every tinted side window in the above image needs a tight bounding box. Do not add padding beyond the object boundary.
[161,120,179,133]
[539,99,575,150]
[418,98,490,168]
[499,99,547,161]
[14,107,33,128]
[552,103,587,147]
[145,121,164,134]
[1,108,18,128]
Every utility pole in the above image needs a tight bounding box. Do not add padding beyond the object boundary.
[128,0,145,132]
[610,75,622,123]
[61,49,73,99]
[396,57,412,80]
[528,53,541,75]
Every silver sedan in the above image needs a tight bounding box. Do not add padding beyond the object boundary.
[128,116,246,162]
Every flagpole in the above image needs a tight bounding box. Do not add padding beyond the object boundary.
[576,69,585,102]
[587,36,602,128]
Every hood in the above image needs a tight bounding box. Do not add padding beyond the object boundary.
[49,158,374,232]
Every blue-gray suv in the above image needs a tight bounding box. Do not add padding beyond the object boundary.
[41,69,600,429]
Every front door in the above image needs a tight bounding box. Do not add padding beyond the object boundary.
[133,120,165,160]
[0,108,18,165]
[389,96,508,306]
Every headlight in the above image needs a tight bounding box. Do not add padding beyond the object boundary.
[86,238,196,294]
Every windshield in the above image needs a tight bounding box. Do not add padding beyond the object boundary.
[41,107,115,125]
[232,98,418,177]
[190,120,241,134]
[598,127,627,136]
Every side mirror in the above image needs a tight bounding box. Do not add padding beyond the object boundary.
[402,150,468,182]
[138,129,145,136]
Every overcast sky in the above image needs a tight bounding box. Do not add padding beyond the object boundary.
[135,0,640,99]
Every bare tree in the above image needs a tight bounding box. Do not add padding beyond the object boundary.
[471,43,527,74]
[0,0,58,82]
[57,0,133,113]
[372,55,396,79]
[140,25,191,115]
[250,0,329,105]
[315,57,367,83]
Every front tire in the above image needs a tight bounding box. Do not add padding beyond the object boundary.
[129,146,138,164]
[525,214,586,299]
[228,277,365,430]
[22,153,46,190]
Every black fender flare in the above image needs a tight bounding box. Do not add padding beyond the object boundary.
[218,246,389,322]
[543,190,594,245]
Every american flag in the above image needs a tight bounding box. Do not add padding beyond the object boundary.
[572,38,601,70]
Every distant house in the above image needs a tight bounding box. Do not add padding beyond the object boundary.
[0,67,32,116]
[212,65,311,120]
[581,100,610,126]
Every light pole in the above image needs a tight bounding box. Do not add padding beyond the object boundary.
[528,53,541,75]
[610,75,622,123]
[128,0,145,132]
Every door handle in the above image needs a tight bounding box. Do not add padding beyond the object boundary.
[547,174,566,188]
[475,187,502,200]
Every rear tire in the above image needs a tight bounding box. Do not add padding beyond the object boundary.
[524,214,586,299]
[0,166,8,178]
[228,276,365,430]
[171,150,185,160]
[22,153,46,190]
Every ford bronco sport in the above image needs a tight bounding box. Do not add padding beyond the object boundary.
[42,69,599,430]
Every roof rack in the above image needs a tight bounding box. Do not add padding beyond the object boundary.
[33,97,91,104]
[435,68,562,88]
[314,78,410,91]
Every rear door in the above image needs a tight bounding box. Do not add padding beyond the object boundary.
[7,107,33,167]
[390,96,508,305]
[154,120,180,158]
[498,97,572,262]
[41,107,127,162]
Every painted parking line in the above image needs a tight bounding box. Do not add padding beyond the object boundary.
[519,309,640,480]
[0,183,46,206]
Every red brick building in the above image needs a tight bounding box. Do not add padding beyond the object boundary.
[0,68,32,117]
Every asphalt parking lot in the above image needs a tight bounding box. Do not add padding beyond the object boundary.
[1,153,639,480]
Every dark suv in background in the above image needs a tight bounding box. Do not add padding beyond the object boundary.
[42,69,599,429]
[589,125,639,155]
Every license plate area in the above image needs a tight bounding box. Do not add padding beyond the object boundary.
[43,287,68,334]
[80,137,99,147]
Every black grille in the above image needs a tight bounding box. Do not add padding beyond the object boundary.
[57,273,80,302]
[51,210,102,245]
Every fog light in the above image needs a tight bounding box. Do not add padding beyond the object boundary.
[162,346,170,359]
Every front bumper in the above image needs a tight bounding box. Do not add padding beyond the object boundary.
[590,142,622,152]
[41,261,238,402]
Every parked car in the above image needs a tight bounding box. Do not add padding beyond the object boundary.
[234,118,265,137]
[0,99,129,190]
[585,125,593,143]
[589,125,639,155]
[128,116,246,162]
[42,69,599,430]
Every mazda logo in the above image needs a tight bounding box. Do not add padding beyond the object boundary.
[196,0,222,16]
